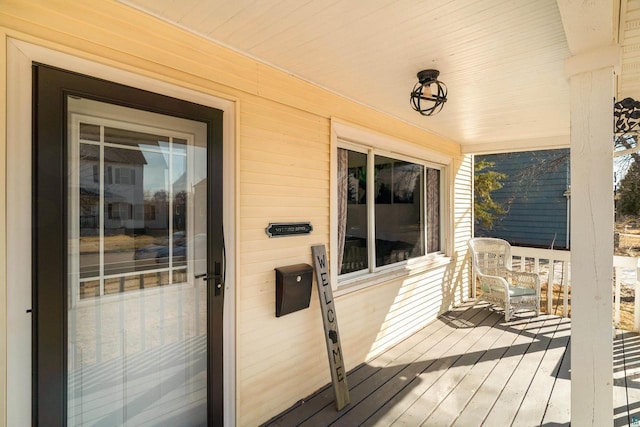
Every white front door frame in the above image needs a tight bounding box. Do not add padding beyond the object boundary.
[6,38,237,426]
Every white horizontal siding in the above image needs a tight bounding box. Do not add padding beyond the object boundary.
[237,97,331,423]
[451,155,473,306]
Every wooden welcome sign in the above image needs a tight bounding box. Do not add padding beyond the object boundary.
[311,244,350,410]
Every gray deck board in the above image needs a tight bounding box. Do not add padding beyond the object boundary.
[539,329,571,426]
[614,331,640,427]
[385,313,509,426]
[512,317,571,426]
[482,317,563,426]
[452,314,550,427]
[421,313,540,427]
[263,301,640,427]
[298,306,494,426]
[266,304,471,427]
[352,309,501,426]
[485,319,557,425]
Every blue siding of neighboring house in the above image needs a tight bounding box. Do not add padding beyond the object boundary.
[475,149,570,249]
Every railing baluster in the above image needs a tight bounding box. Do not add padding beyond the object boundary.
[548,259,555,315]
[507,247,640,322]
[562,260,569,317]
[615,266,621,325]
[635,258,640,332]
[472,265,477,299]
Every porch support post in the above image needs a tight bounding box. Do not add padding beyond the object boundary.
[568,65,615,426]
[556,2,619,423]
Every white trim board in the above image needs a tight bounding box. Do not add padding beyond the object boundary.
[461,135,571,155]
[331,119,454,166]
[6,38,237,426]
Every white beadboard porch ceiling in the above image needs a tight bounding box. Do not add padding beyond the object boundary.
[119,0,634,152]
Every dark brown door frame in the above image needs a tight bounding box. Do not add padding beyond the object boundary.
[33,64,224,426]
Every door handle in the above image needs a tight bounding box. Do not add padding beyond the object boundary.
[194,273,223,296]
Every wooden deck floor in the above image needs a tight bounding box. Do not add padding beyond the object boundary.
[263,301,640,427]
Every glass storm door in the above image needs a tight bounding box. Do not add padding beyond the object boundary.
[33,66,224,426]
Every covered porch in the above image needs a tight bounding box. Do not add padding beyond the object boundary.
[265,301,640,426]
[0,1,636,425]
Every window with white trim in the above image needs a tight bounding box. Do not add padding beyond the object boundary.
[337,145,444,280]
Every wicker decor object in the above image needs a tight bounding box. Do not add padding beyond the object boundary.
[468,237,541,321]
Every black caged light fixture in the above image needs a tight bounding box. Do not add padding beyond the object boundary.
[410,69,447,116]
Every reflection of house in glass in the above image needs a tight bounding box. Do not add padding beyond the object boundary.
[78,125,189,237]
[77,123,190,297]
[79,143,162,236]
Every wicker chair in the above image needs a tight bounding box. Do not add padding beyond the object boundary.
[468,237,541,321]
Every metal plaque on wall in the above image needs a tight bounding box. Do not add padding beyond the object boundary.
[265,222,313,238]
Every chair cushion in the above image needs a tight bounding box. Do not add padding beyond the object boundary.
[509,286,536,297]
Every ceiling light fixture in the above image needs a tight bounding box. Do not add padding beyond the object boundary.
[410,69,447,116]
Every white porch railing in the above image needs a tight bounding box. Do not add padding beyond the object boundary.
[510,247,571,317]
[475,246,640,331]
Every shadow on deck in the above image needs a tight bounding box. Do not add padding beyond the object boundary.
[263,301,640,427]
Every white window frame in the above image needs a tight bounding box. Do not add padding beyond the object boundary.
[331,119,452,295]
